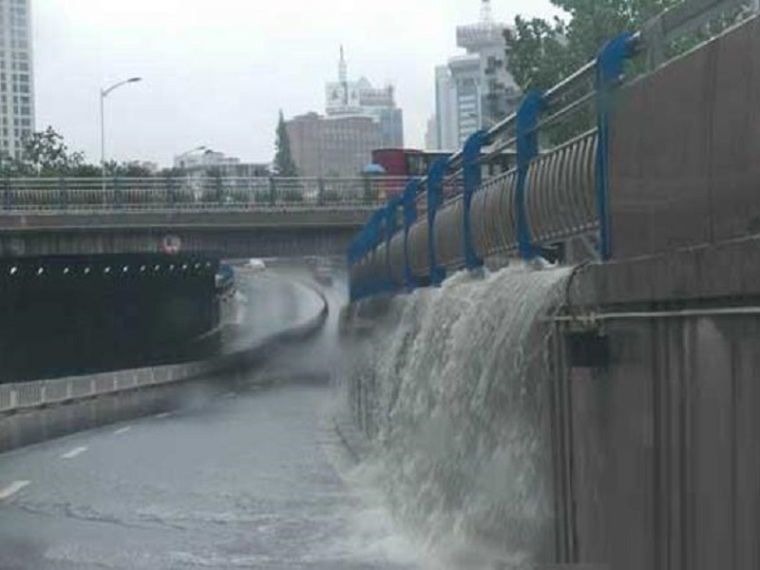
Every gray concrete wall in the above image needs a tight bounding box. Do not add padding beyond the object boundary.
[0,282,328,454]
[0,210,363,257]
[556,311,760,570]
[0,225,356,258]
[609,16,760,260]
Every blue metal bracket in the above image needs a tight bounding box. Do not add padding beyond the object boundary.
[462,130,487,270]
[596,32,635,260]
[384,196,401,291]
[515,90,546,260]
[348,207,388,301]
[402,179,420,291]
[427,158,449,286]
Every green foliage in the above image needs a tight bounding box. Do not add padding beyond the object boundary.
[507,0,683,95]
[0,127,88,177]
[273,110,298,177]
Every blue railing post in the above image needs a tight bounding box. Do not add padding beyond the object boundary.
[427,158,449,286]
[384,196,401,292]
[596,32,636,261]
[462,130,488,270]
[402,178,420,291]
[515,90,546,260]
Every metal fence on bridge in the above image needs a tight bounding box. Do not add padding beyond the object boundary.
[0,176,410,212]
[347,0,755,302]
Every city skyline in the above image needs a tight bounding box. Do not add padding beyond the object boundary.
[32,0,560,167]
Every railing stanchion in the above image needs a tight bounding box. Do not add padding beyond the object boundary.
[427,158,449,286]
[462,130,488,270]
[403,179,420,291]
[58,176,68,211]
[596,32,636,261]
[269,176,276,206]
[317,177,325,206]
[515,90,545,261]
[3,177,10,211]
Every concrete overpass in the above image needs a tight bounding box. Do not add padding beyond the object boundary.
[0,177,406,258]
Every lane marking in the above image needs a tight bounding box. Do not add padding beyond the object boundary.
[61,446,88,460]
[114,426,131,435]
[155,412,172,419]
[0,480,30,500]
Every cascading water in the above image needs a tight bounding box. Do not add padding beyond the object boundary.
[337,264,571,569]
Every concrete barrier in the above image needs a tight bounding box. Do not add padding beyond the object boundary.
[0,278,328,453]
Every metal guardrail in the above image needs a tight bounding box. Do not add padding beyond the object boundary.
[0,176,410,213]
[347,0,755,302]
[0,361,214,414]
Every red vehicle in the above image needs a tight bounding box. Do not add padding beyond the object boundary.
[371,148,451,178]
[372,147,515,190]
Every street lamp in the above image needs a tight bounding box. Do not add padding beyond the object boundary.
[100,77,142,191]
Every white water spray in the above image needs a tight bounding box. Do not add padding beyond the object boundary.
[338,264,571,568]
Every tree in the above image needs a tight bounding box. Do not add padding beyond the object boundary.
[273,110,298,177]
[506,0,749,95]
[507,1,680,94]
[18,126,87,176]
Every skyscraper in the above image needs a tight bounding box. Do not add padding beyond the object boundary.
[0,0,34,159]
[434,0,518,149]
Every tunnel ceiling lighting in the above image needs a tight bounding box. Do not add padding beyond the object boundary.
[195,263,201,269]
[169,265,175,271]
[104,267,111,274]
[84,267,91,274]
[182,264,188,270]
[140,265,146,272]
[123,266,129,273]
[9,266,17,275]
[63,267,70,275]
[154,265,160,271]
[37,267,44,275]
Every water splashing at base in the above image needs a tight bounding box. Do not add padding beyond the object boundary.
[338,264,571,568]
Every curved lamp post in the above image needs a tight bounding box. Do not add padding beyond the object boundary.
[100,77,142,191]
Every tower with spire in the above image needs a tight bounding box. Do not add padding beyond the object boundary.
[433,0,518,149]
[324,46,404,148]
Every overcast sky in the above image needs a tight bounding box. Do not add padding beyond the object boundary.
[33,0,561,167]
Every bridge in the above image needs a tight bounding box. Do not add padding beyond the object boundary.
[0,176,405,257]
[344,2,760,570]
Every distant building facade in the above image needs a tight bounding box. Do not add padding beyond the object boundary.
[424,116,438,150]
[0,0,34,159]
[433,0,518,149]
[286,112,382,178]
[325,47,403,148]
[173,149,269,178]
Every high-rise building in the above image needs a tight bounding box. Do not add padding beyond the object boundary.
[325,48,403,148]
[433,0,518,149]
[0,0,34,159]
[286,112,382,178]
[424,116,438,150]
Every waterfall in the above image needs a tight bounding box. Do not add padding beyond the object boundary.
[338,264,571,569]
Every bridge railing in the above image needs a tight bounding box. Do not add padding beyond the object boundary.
[347,0,756,302]
[0,176,411,213]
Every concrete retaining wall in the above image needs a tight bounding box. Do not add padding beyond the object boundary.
[0,280,328,454]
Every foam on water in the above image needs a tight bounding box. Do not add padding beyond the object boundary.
[338,264,571,568]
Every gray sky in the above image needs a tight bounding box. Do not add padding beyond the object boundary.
[33,0,560,167]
